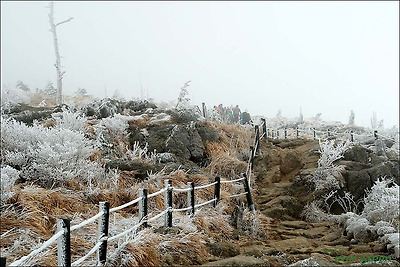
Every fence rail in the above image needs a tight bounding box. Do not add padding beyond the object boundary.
[6,172,255,266]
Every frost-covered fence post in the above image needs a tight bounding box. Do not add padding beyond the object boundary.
[0,257,6,267]
[276,129,280,139]
[255,125,260,155]
[374,130,378,140]
[187,182,195,215]
[249,146,254,170]
[213,177,221,207]
[271,129,274,139]
[313,129,316,140]
[202,102,206,118]
[327,129,330,137]
[267,128,270,139]
[284,128,287,139]
[241,173,255,211]
[350,131,354,142]
[97,202,110,266]
[296,127,299,138]
[139,189,148,227]
[261,118,266,138]
[164,180,173,228]
[57,219,71,267]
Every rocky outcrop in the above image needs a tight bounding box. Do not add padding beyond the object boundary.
[130,122,219,165]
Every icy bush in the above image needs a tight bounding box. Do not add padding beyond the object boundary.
[52,108,86,132]
[362,178,399,228]
[1,165,20,203]
[1,117,101,186]
[1,84,31,111]
[381,233,399,258]
[311,139,351,190]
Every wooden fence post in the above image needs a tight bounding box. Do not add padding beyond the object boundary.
[139,189,148,227]
[255,125,260,154]
[327,129,330,137]
[296,127,299,138]
[249,146,254,170]
[313,129,316,140]
[0,257,6,267]
[57,218,71,267]
[241,173,255,211]
[267,128,270,139]
[97,202,110,266]
[213,177,221,208]
[164,179,172,228]
[374,130,378,140]
[202,102,206,118]
[284,128,287,139]
[187,182,195,215]
[261,118,266,138]
[350,131,354,142]
[271,129,274,139]
[276,129,279,139]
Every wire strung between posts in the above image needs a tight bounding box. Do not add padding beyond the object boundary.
[71,236,107,266]
[9,230,64,266]
[70,211,104,232]
[172,206,193,212]
[376,133,397,142]
[172,186,192,193]
[109,196,143,213]
[229,192,248,198]
[147,187,167,198]
[194,181,218,190]
[194,198,217,208]
[220,177,245,184]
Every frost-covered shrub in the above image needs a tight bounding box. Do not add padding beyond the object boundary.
[1,117,101,186]
[1,165,20,203]
[52,108,86,132]
[381,233,399,258]
[1,84,31,112]
[362,178,399,228]
[311,140,351,190]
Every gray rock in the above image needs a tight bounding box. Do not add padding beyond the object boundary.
[280,152,303,174]
[343,170,371,201]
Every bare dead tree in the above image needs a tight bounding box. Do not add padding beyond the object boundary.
[48,1,73,105]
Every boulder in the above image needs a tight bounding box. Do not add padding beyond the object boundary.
[280,152,303,175]
[132,123,206,163]
[343,170,372,201]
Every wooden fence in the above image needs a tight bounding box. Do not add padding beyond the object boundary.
[3,119,268,267]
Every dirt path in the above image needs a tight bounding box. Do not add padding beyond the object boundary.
[204,139,397,266]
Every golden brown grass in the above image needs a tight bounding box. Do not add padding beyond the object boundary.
[1,119,263,266]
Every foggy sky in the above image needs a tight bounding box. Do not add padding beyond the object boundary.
[1,1,399,128]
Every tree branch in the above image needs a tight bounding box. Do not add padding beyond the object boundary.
[56,17,73,27]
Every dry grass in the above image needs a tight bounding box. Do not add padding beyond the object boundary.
[202,121,252,178]
[1,119,262,265]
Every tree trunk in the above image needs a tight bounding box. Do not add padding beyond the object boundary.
[48,2,72,106]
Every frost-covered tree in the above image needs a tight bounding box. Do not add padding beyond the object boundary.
[75,87,89,97]
[348,110,355,126]
[44,81,57,96]
[16,81,30,92]
[175,81,191,110]
[298,107,304,123]
[48,1,73,105]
